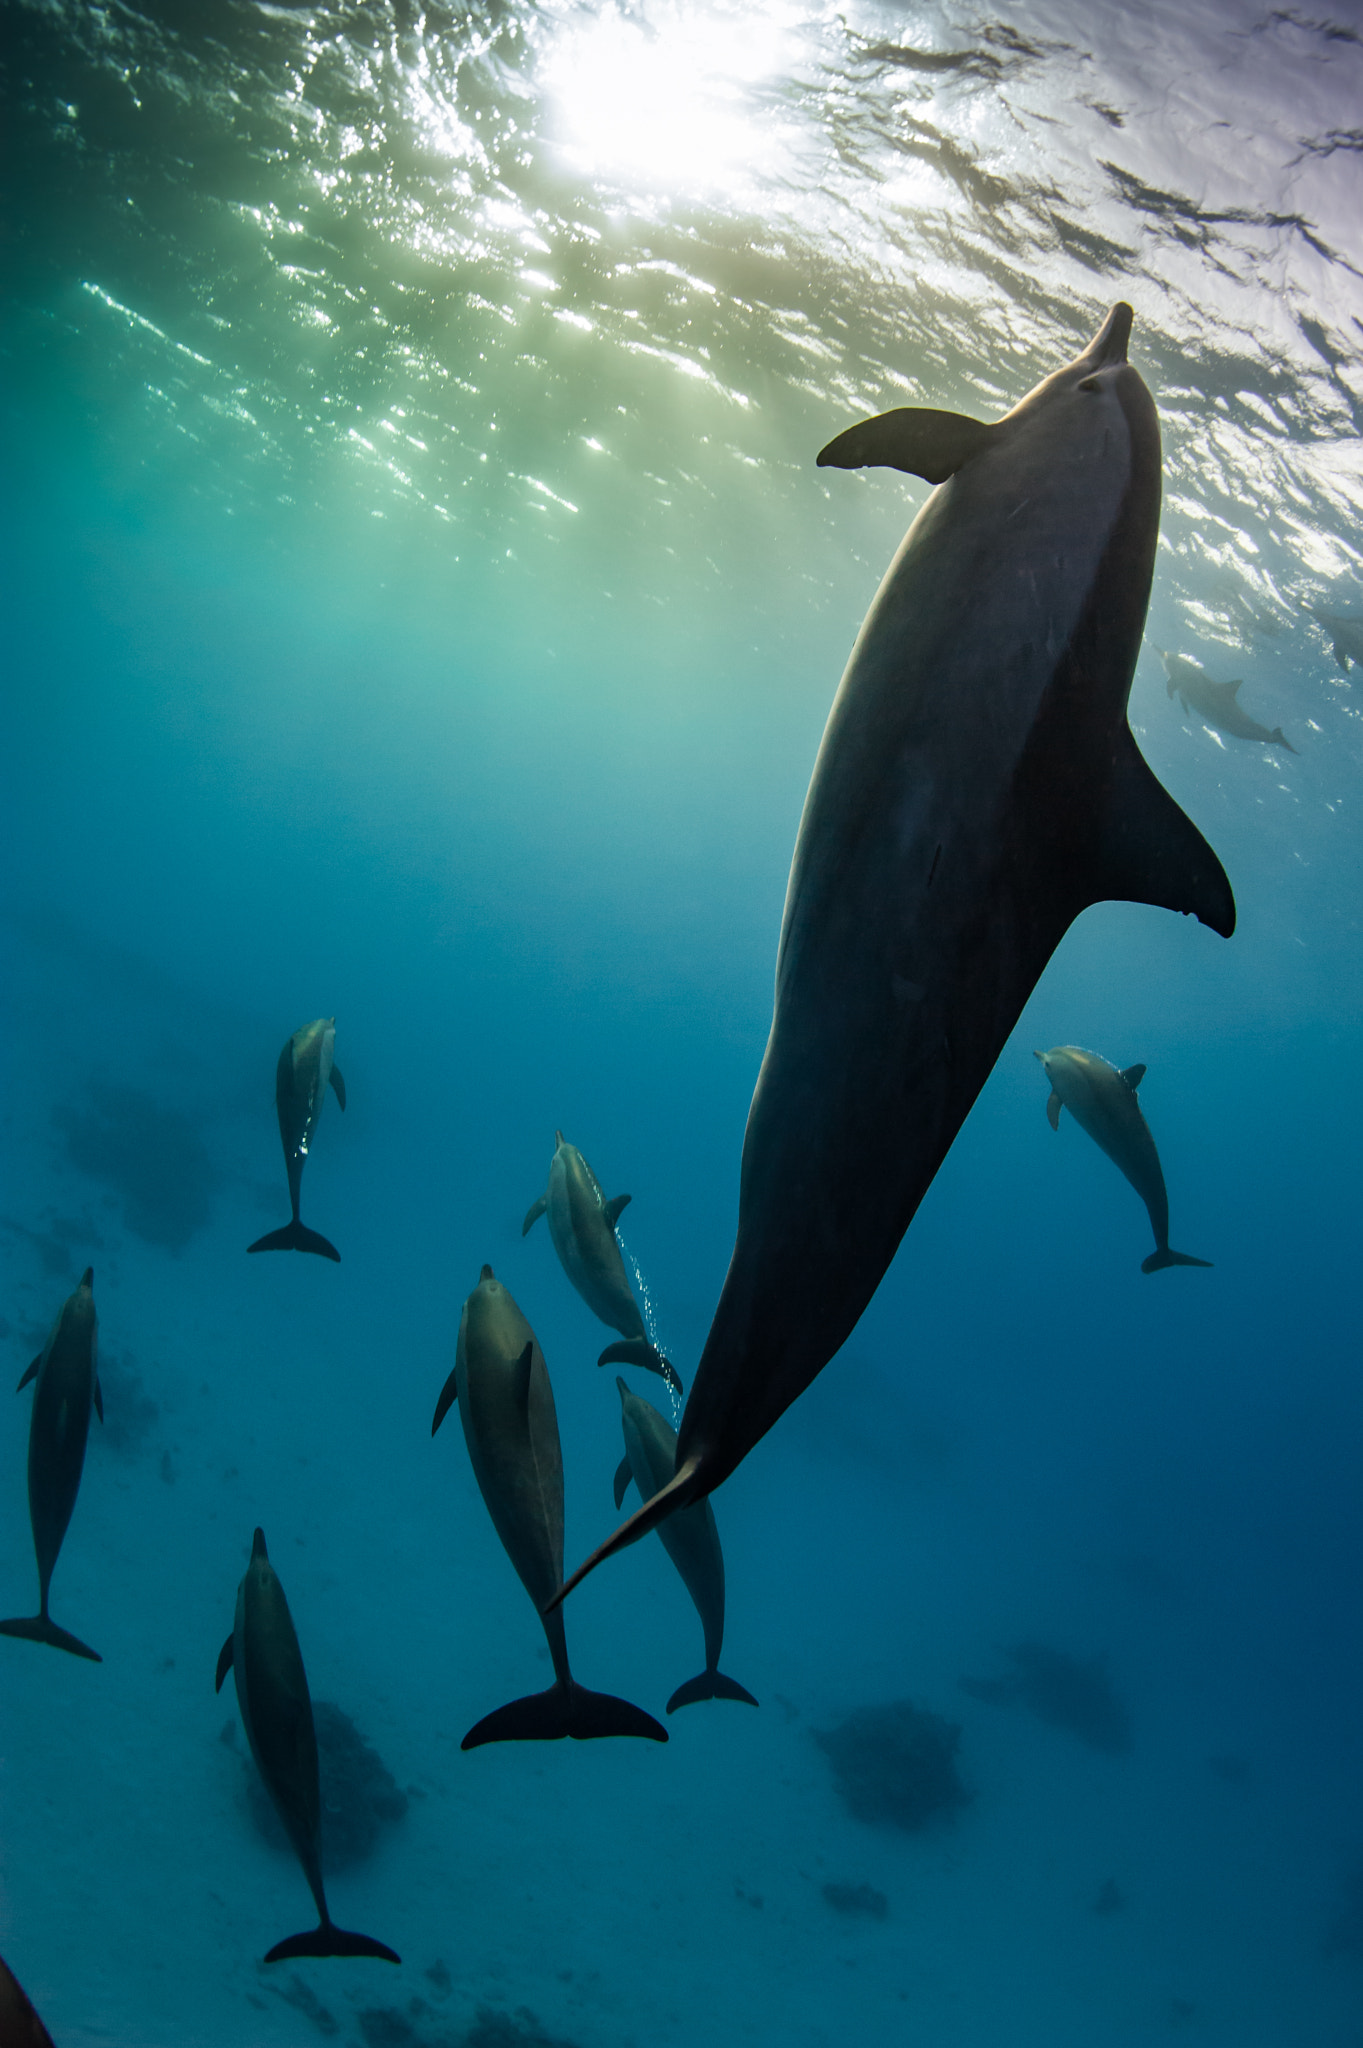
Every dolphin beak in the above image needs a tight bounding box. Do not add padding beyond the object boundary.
[1086,302,1133,367]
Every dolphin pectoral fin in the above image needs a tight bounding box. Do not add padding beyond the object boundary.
[1046,1090,1063,1131]
[547,1455,705,1613]
[598,1339,683,1396]
[0,1613,102,1661]
[265,1923,399,1965]
[329,1065,346,1110]
[667,1669,760,1713]
[613,1456,634,1511]
[17,1355,40,1392]
[816,407,995,484]
[247,1221,341,1261]
[94,1376,104,1423]
[604,1193,632,1228]
[431,1367,460,1436]
[1120,1064,1147,1090]
[1273,728,1299,754]
[215,1634,235,1692]
[521,1196,547,1236]
[461,1679,668,1748]
[1093,732,1236,937]
[1141,1246,1213,1273]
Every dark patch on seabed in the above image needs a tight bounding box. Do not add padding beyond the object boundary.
[225,1701,408,1871]
[815,1699,970,1832]
[822,1879,889,1920]
[93,1346,160,1456]
[51,1083,217,1251]
[355,2002,584,2048]
[0,1209,104,1280]
[959,1639,1133,1752]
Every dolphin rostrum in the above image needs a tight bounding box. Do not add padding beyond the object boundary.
[215,1528,400,1965]
[248,1018,346,1261]
[1034,1045,1209,1272]
[549,302,1235,1607]
[432,1266,667,1748]
[1,1267,103,1661]
[1311,605,1363,672]
[1159,650,1296,753]
[523,1132,680,1393]
[613,1378,757,1714]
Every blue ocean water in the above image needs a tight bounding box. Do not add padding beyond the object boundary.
[2,1,1362,2042]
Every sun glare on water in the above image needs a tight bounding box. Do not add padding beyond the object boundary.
[540,2,804,197]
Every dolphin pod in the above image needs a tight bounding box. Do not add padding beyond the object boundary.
[613,1378,757,1714]
[1160,650,1297,754]
[432,1266,667,1748]
[550,301,1235,1608]
[523,1132,681,1393]
[1,1268,104,1662]
[216,1527,400,1965]
[248,1017,346,1261]
[1034,1046,1210,1273]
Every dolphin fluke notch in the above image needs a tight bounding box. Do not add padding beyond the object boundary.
[0,1612,102,1662]
[667,1669,759,1714]
[461,1679,667,1749]
[1141,1246,1213,1274]
[597,1338,683,1395]
[546,1455,705,1613]
[247,1220,341,1261]
[264,1923,400,1965]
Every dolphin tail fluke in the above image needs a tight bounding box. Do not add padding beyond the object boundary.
[546,1455,705,1613]
[264,1922,400,1965]
[247,1221,341,1261]
[597,1339,683,1395]
[461,1679,667,1748]
[1141,1247,1213,1273]
[0,1612,102,1661]
[667,1669,760,1713]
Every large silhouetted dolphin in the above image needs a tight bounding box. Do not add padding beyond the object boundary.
[215,1528,399,1965]
[1,1268,103,1661]
[1035,1045,1210,1272]
[523,1132,680,1391]
[248,1017,345,1260]
[550,302,1234,1607]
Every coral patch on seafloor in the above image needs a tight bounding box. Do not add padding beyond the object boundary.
[822,1880,889,1919]
[960,1640,1132,1753]
[814,1699,970,1832]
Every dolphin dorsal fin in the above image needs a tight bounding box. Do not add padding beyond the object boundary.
[816,408,995,485]
[1046,1090,1063,1131]
[1121,1063,1146,1090]
[614,1456,633,1511]
[604,1193,632,1228]
[1092,729,1236,936]
[511,1341,534,1411]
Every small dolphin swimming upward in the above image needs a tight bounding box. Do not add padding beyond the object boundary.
[1159,650,1296,753]
[613,1378,757,1714]
[523,1133,680,1393]
[550,302,1234,1607]
[1035,1046,1210,1273]
[248,1018,345,1261]
[432,1267,666,1748]
[215,1528,399,1965]
[1,1268,103,1662]
[1311,606,1363,672]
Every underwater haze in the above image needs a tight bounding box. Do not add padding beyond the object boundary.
[3,0,1363,2042]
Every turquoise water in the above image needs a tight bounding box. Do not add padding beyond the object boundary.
[3,2,1362,2041]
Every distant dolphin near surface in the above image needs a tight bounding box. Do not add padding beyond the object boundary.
[551,301,1235,1606]
[215,1527,400,1965]
[613,1377,757,1714]
[1159,649,1297,753]
[432,1266,667,1748]
[248,1017,345,1261]
[523,1132,681,1393]
[1311,606,1363,672]
[1,1267,103,1661]
[1035,1045,1210,1273]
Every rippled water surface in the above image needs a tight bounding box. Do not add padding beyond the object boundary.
[3,4,1363,2045]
